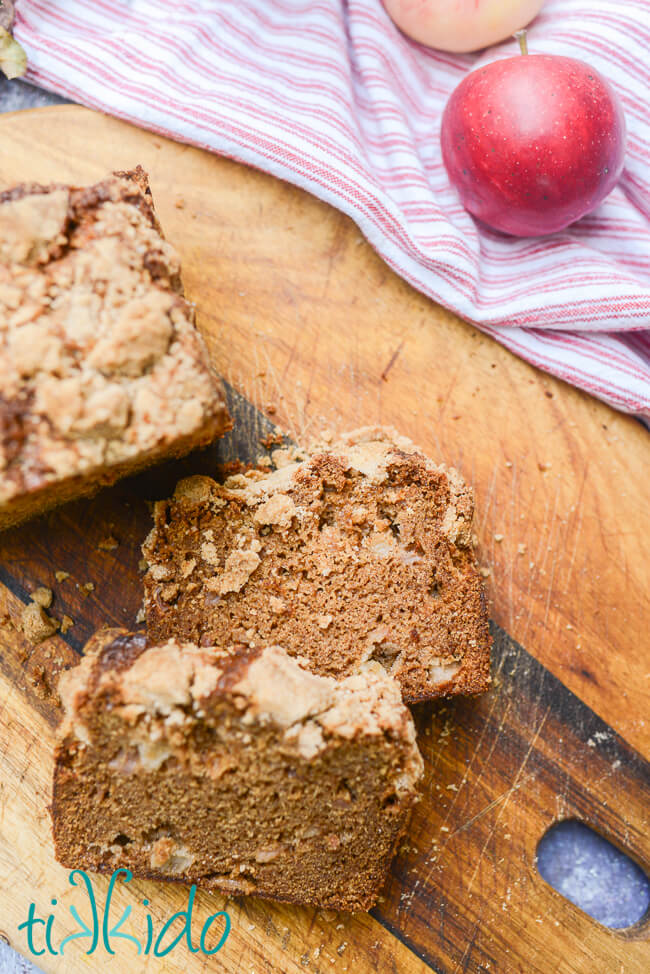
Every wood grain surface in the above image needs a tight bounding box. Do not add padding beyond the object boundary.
[0,107,648,974]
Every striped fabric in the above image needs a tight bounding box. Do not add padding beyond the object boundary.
[14,0,650,419]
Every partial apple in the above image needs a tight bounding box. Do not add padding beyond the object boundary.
[440,48,627,236]
[383,0,545,54]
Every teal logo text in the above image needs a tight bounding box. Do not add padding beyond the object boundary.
[18,869,231,958]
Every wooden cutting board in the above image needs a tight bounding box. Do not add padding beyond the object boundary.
[0,106,648,974]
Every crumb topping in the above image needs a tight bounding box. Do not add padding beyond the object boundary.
[60,636,421,781]
[0,169,228,506]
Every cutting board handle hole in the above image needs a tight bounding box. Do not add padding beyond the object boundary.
[536,820,650,931]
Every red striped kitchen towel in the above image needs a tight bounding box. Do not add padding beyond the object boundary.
[14,0,650,419]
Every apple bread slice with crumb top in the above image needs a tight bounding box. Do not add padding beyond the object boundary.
[142,427,491,703]
[0,166,230,531]
[52,629,423,911]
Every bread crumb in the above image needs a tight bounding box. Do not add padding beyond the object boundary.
[54,570,70,583]
[21,602,59,643]
[98,536,119,551]
[79,582,95,596]
[517,544,526,556]
[31,586,53,608]
[60,615,74,634]
[259,431,284,450]
[317,614,333,630]
[494,534,504,543]
[479,567,491,578]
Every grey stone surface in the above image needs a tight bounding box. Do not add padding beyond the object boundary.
[537,820,650,929]
[0,942,42,974]
[0,77,69,112]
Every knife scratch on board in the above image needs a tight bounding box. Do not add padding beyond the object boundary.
[466,707,550,897]
[381,340,405,382]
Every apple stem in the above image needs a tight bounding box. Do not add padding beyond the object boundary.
[515,30,528,56]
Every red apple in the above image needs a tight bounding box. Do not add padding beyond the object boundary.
[440,42,627,236]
